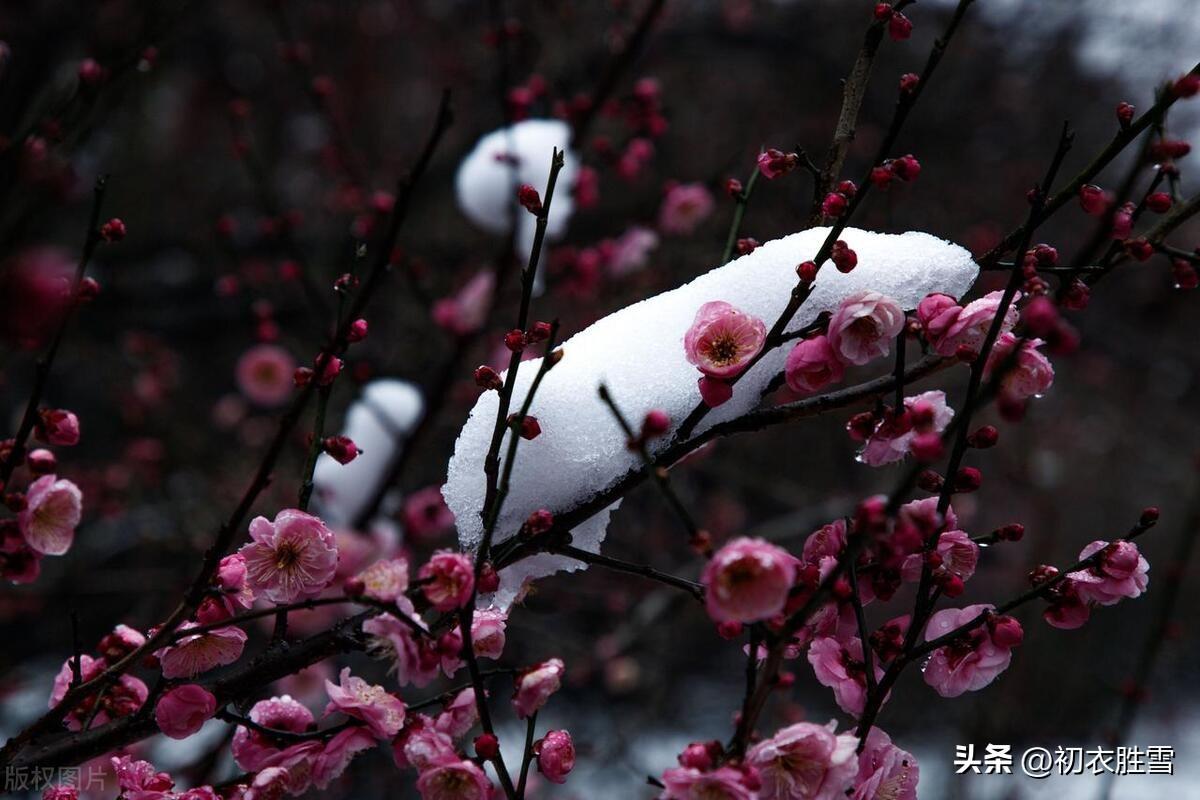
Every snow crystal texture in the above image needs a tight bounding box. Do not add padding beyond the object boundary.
[314,379,424,527]
[445,228,979,605]
[455,119,581,261]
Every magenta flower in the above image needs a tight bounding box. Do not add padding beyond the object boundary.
[920,290,1018,357]
[111,755,175,800]
[658,183,715,236]
[807,636,883,716]
[394,716,459,770]
[785,335,846,395]
[312,726,377,789]
[431,271,496,337]
[433,688,479,739]
[239,509,339,603]
[747,720,858,800]
[606,226,659,277]
[231,695,323,773]
[154,684,217,740]
[852,727,919,800]
[658,766,758,799]
[803,519,847,564]
[901,530,978,583]
[984,333,1054,401]
[156,623,247,679]
[235,344,296,407]
[36,408,81,446]
[536,729,576,784]
[419,551,475,612]
[18,474,82,555]
[702,537,798,623]
[364,611,442,688]
[513,657,565,719]
[323,667,407,739]
[827,291,905,366]
[403,486,456,540]
[859,390,953,467]
[684,301,767,380]
[415,758,495,800]
[354,557,410,602]
[471,607,508,660]
[1067,540,1149,605]
[922,605,1020,697]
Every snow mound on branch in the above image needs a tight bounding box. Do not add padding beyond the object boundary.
[445,228,978,607]
[314,379,423,528]
[455,119,580,260]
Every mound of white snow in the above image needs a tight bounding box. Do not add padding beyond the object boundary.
[445,228,979,606]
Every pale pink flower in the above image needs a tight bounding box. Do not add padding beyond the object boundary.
[1067,540,1149,605]
[432,271,496,337]
[915,293,961,351]
[416,759,495,800]
[536,729,575,784]
[471,608,508,660]
[433,688,479,739]
[323,667,406,739]
[354,557,410,602]
[658,183,715,236]
[607,226,660,277]
[199,553,256,623]
[18,474,82,555]
[658,766,758,799]
[923,290,1018,356]
[1043,586,1092,630]
[240,766,293,800]
[827,291,905,366]
[312,726,377,789]
[419,551,475,611]
[901,530,978,582]
[859,391,953,467]
[785,335,846,394]
[898,497,957,536]
[513,658,565,719]
[747,720,858,800]
[403,487,456,540]
[236,344,296,407]
[97,623,147,661]
[239,509,339,603]
[154,683,217,739]
[702,537,798,623]
[808,636,884,716]
[922,605,1019,697]
[156,623,247,679]
[683,301,767,379]
[111,754,174,800]
[395,716,459,769]
[231,695,322,773]
[36,408,80,446]
[984,333,1054,401]
[852,727,919,800]
[803,519,847,564]
[364,611,442,687]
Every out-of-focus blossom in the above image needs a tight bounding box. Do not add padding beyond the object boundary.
[702,537,798,623]
[236,344,296,407]
[432,271,496,337]
[658,183,715,235]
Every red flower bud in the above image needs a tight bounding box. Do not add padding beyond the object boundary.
[504,329,526,352]
[796,260,819,283]
[474,365,503,391]
[830,240,857,273]
[322,435,360,465]
[821,192,848,218]
[888,12,912,41]
[517,184,542,214]
[1145,192,1172,214]
[99,218,127,242]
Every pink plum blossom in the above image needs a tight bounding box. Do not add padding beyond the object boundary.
[658,766,758,799]
[984,333,1054,401]
[312,726,377,789]
[395,716,459,769]
[746,720,858,800]
[852,727,919,800]
[1067,540,1149,605]
[433,688,479,739]
[231,695,323,773]
[803,519,847,564]
[471,608,508,660]
[432,271,496,337]
[36,408,80,446]
[42,787,79,800]
[416,759,495,800]
[154,683,217,739]
[901,530,978,583]
[658,183,715,236]
[513,658,565,719]
[364,610,442,688]
[684,301,767,379]
[239,509,339,603]
[156,623,247,679]
[807,636,884,716]
[536,729,576,784]
[785,335,846,395]
[403,487,456,540]
[859,391,953,467]
[919,290,1018,356]
[235,344,296,407]
[607,226,660,277]
[354,557,410,602]
[419,551,475,611]
[199,553,256,622]
[18,474,82,555]
[323,667,407,739]
[0,523,42,583]
[702,537,798,623]
[826,291,905,366]
[922,605,1020,697]
[111,754,174,800]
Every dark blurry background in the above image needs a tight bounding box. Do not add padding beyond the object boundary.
[0,1,1197,797]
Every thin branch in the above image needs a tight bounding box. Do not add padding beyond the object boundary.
[546,541,704,601]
